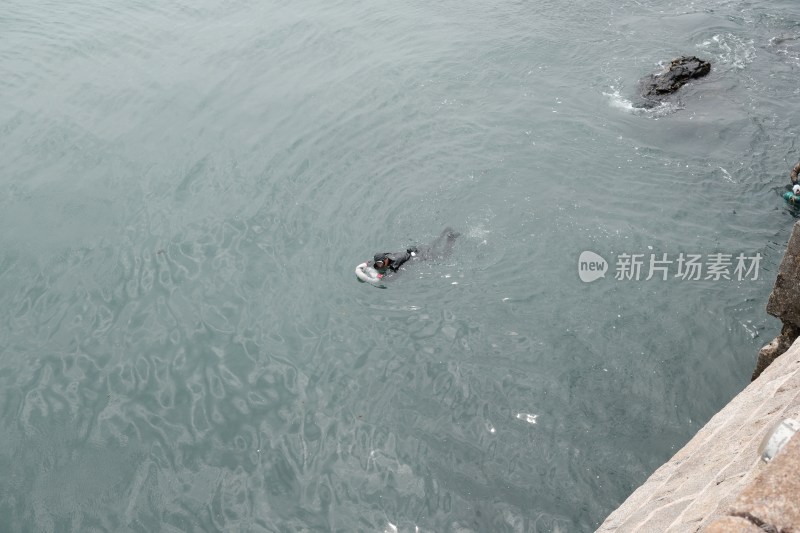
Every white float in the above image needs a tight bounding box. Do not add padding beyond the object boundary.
[355,262,385,286]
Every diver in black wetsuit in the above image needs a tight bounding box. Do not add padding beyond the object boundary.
[371,227,460,277]
[372,248,416,272]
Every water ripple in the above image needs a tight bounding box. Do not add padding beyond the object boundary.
[0,0,790,530]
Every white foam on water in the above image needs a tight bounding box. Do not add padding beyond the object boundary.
[467,223,490,239]
[697,33,755,70]
[719,167,735,183]
[769,34,800,67]
[604,86,636,112]
[603,86,681,117]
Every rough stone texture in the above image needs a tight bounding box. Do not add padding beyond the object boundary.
[753,220,800,380]
[702,516,762,533]
[753,323,800,381]
[596,339,800,533]
[728,432,800,532]
[766,220,800,328]
[638,56,711,104]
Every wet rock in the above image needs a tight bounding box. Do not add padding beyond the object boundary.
[766,221,800,329]
[753,323,800,381]
[637,56,711,105]
[753,220,800,380]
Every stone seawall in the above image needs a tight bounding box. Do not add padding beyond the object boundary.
[597,339,800,532]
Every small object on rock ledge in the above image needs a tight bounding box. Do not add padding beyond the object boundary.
[637,55,711,107]
[759,418,800,463]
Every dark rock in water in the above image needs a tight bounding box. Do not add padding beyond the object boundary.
[637,56,711,106]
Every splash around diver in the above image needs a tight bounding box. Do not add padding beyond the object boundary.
[354,228,460,288]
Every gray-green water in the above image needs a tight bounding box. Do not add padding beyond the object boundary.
[2,0,799,531]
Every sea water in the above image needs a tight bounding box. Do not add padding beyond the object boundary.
[1,0,798,530]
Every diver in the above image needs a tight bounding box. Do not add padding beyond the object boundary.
[372,248,417,273]
[362,227,460,282]
[784,184,800,205]
[791,161,800,185]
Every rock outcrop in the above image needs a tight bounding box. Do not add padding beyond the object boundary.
[753,221,800,380]
[637,56,711,107]
[753,323,800,380]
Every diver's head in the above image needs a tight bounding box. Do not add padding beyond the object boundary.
[373,253,391,269]
[792,184,800,195]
